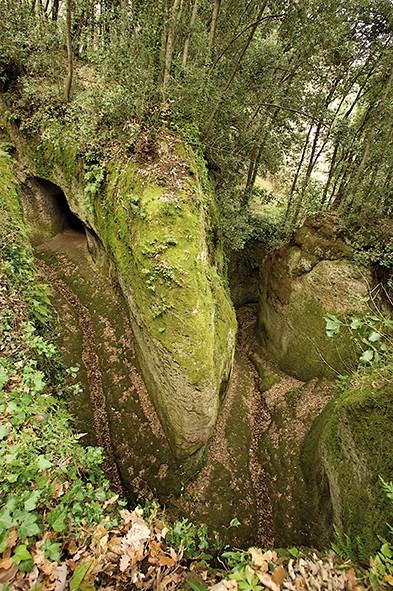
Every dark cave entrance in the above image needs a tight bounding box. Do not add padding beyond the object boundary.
[26,176,86,238]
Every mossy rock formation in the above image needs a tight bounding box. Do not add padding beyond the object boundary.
[3,111,237,466]
[302,370,393,555]
[258,215,372,380]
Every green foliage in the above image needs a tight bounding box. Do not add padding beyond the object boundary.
[368,479,393,590]
[222,550,251,571]
[166,518,209,560]
[218,189,284,252]
[343,212,393,292]
[331,526,367,563]
[324,307,393,369]
[0,355,118,550]
[69,559,93,590]
[0,153,120,571]
[84,163,105,200]
[229,565,263,590]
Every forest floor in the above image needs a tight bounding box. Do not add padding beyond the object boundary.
[35,229,181,502]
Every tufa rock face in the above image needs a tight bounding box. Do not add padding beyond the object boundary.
[258,216,372,380]
[301,370,393,555]
[7,117,237,467]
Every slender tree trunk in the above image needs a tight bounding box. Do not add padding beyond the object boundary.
[64,0,73,103]
[206,0,268,129]
[52,0,60,20]
[162,0,182,87]
[346,66,393,204]
[331,149,356,209]
[284,120,314,223]
[321,142,339,208]
[243,106,280,203]
[208,0,221,55]
[244,143,262,201]
[120,0,128,34]
[182,0,198,68]
[221,0,268,95]
[291,81,339,225]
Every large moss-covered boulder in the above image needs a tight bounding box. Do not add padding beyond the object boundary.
[302,370,393,555]
[95,155,237,466]
[4,112,236,466]
[258,215,372,380]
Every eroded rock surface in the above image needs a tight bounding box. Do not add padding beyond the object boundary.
[258,215,373,380]
[302,370,393,555]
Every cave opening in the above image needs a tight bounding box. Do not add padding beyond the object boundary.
[27,176,86,236]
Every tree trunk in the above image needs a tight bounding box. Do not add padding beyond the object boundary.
[208,0,221,55]
[244,143,263,202]
[206,0,268,129]
[321,142,339,208]
[162,0,182,87]
[290,80,340,225]
[52,0,60,20]
[182,0,198,68]
[64,0,73,103]
[346,65,393,205]
[284,120,314,224]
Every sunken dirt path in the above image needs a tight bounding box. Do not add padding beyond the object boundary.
[36,229,277,547]
[37,257,124,494]
[36,230,179,502]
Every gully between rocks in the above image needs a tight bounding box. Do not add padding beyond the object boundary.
[24,177,333,549]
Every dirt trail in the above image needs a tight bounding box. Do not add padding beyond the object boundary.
[35,229,180,502]
[37,256,123,494]
[178,307,278,547]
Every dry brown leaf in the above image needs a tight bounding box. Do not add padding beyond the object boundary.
[103,495,119,509]
[249,547,269,572]
[53,481,66,498]
[67,539,79,555]
[272,565,287,586]
[0,558,13,570]
[119,509,133,524]
[54,564,68,591]
[210,580,238,591]
[346,567,359,590]
[261,550,278,563]
[6,529,18,550]
[158,553,176,568]
[119,554,130,573]
[155,521,169,541]
[121,514,150,557]
[256,572,280,591]
[385,574,393,587]
[0,563,17,585]
[93,524,108,541]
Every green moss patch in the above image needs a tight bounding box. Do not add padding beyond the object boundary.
[96,163,235,386]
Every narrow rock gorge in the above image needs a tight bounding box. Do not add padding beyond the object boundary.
[1,111,392,554]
